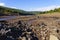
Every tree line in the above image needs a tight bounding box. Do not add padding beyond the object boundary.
[0,6,60,16]
[0,6,34,16]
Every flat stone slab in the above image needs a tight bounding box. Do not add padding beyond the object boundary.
[50,35,59,40]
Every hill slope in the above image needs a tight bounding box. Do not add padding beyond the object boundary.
[0,6,34,16]
[0,6,60,16]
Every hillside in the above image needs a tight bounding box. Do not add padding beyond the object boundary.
[0,6,60,16]
[29,8,60,14]
[0,6,34,16]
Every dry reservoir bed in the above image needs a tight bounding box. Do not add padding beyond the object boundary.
[0,13,60,40]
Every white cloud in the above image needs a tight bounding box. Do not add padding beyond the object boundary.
[10,7,17,9]
[0,3,5,6]
[28,5,60,11]
[0,3,17,9]
[0,3,60,11]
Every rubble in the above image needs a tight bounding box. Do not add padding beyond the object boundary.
[0,16,60,40]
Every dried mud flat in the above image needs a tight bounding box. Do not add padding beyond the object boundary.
[0,13,60,40]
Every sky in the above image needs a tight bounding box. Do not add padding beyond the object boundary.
[0,0,60,11]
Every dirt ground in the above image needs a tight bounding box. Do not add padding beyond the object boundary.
[0,13,60,40]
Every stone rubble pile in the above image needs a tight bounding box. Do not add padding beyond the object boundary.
[0,21,38,40]
[0,20,60,40]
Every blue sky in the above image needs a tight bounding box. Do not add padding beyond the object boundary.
[0,0,60,11]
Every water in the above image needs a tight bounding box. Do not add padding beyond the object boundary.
[0,16,16,21]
